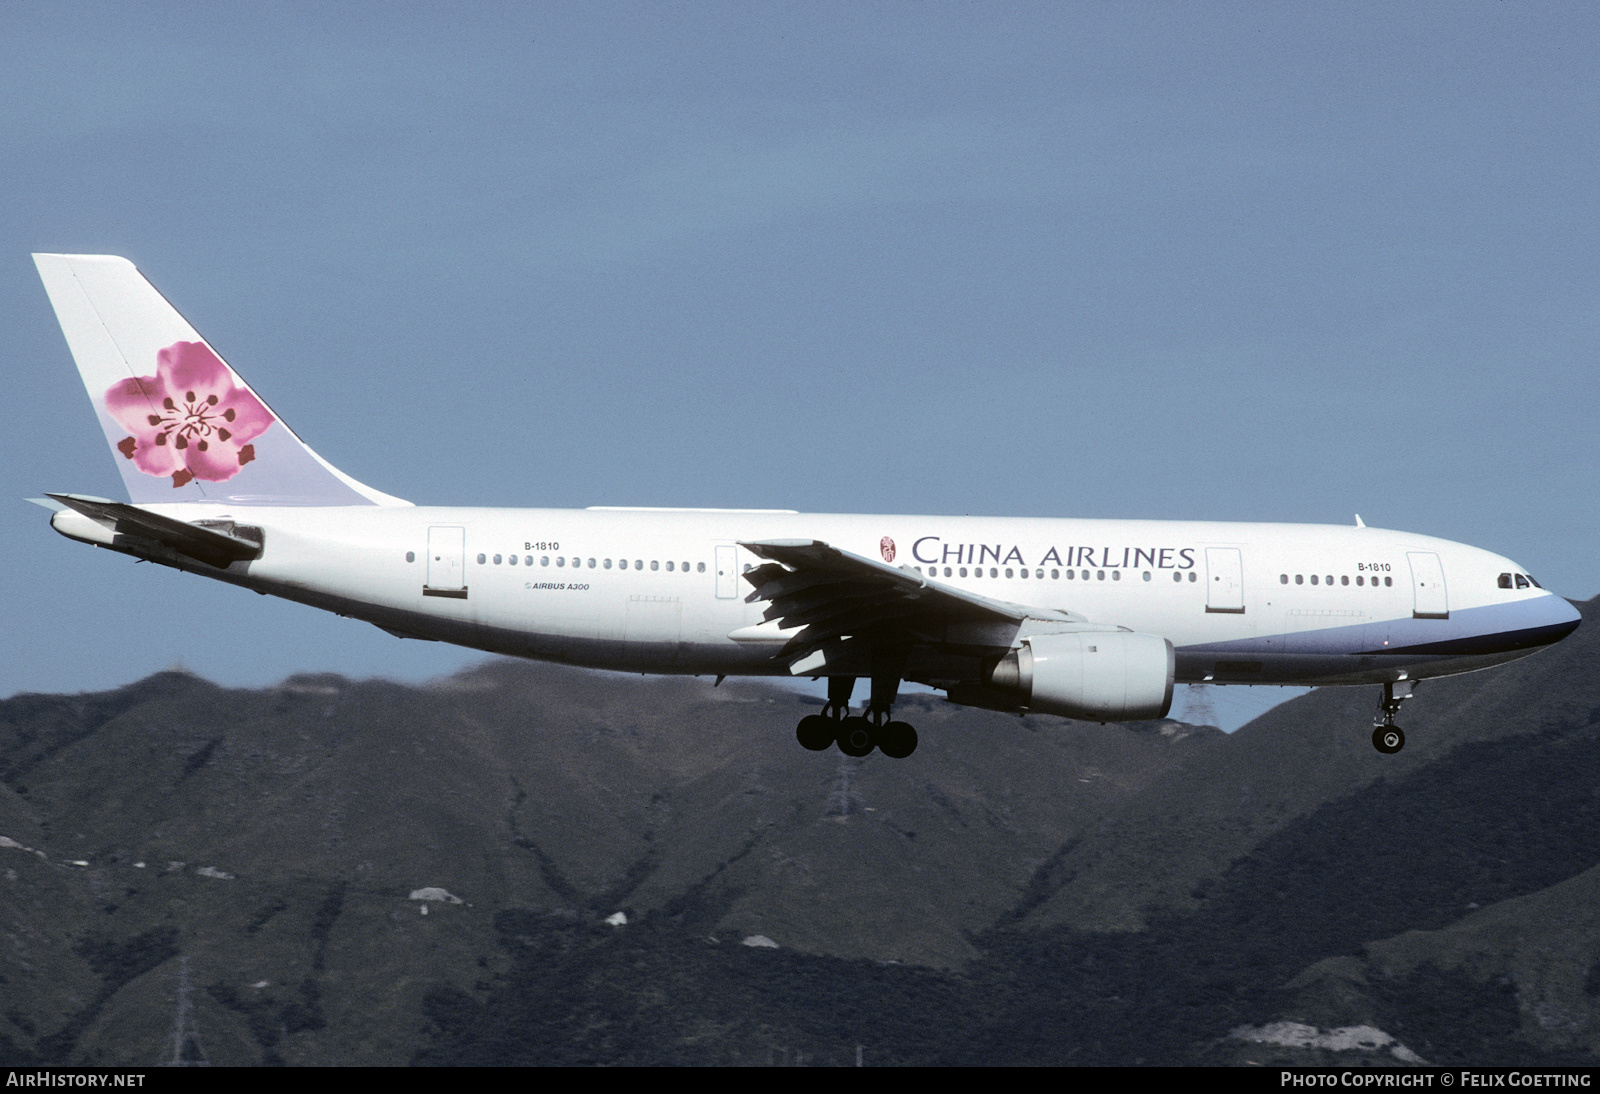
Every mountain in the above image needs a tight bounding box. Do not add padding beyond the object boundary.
[1025,589,1600,933]
[2,597,1596,1065]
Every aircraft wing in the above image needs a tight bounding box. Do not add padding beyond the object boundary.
[740,538,1083,670]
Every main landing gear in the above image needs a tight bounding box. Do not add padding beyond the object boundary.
[1371,679,1414,754]
[794,675,918,759]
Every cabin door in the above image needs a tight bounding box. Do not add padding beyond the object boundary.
[1204,548,1245,613]
[424,525,468,598]
[1407,552,1449,619]
[715,545,739,599]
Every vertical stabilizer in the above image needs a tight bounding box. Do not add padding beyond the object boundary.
[34,254,408,507]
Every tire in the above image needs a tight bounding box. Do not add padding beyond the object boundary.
[796,714,835,751]
[837,717,875,757]
[877,721,918,759]
[1372,725,1405,754]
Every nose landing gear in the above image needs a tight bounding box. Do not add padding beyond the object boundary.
[1371,680,1413,754]
[792,675,919,758]
[1372,724,1405,754]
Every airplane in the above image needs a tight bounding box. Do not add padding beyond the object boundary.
[30,254,1582,758]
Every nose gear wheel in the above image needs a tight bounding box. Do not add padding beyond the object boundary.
[1371,680,1414,754]
[1372,725,1405,754]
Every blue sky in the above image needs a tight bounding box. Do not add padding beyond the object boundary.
[2,3,1595,728]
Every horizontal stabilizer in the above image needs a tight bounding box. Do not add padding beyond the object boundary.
[47,493,263,569]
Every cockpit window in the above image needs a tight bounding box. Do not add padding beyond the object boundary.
[1515,574,1530,589]
[1528,575,1543,589]
[1498,573,1513,589]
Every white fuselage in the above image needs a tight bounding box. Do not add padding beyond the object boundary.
[110,503,1579,690]
[34,252,1582,741]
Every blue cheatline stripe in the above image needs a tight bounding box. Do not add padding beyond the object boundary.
[1178,597,1579,659]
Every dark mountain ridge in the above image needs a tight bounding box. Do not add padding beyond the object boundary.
[2,597,1596,1064]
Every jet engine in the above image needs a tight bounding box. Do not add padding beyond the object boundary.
[973,631,1175,721]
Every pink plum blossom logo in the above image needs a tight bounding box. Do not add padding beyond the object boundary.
[880,536,896,563]
[104,341,274,488]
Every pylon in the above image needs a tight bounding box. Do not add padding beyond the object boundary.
[165,955,210,1066]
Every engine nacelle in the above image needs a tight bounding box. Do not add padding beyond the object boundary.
[983,631,1175,721]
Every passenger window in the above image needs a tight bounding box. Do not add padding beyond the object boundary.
[666,561,675,572]
[1051,569,1059,580]
[1020,568,1028,580]
[1356,575,1363,586]
[1188,572,1197,582]
[944,566,953,577]
[1310,575,1318,585]
[651,560,660,571]
[681,562,689,572]
[1112,571,1121,581]
[1384,577,1392,587]
[588,558,596,569]
[1341,575,1348,585]
[477,554,486,565]
[556,557,564,567]
[618,559,627,569]
[1280,574,1287,584]
[1326,575,1333,586]
[959,566,967,577]
[1295,575,1303,585]
[509,555,518,566]
[406,551,415,563]
[541,556,550,567]
[525,556,533,566]
[604,559,612,569]
[697,562,706,573]
[1098,571,1106,581]
[1036,569,1044,579]
[1005,568,1013,578]
[1173,572,1182,583]
[1142,571,1151,582]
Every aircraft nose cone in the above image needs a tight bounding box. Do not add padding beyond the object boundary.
[1545,595,1582,641]
[1510,592,1582,652]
